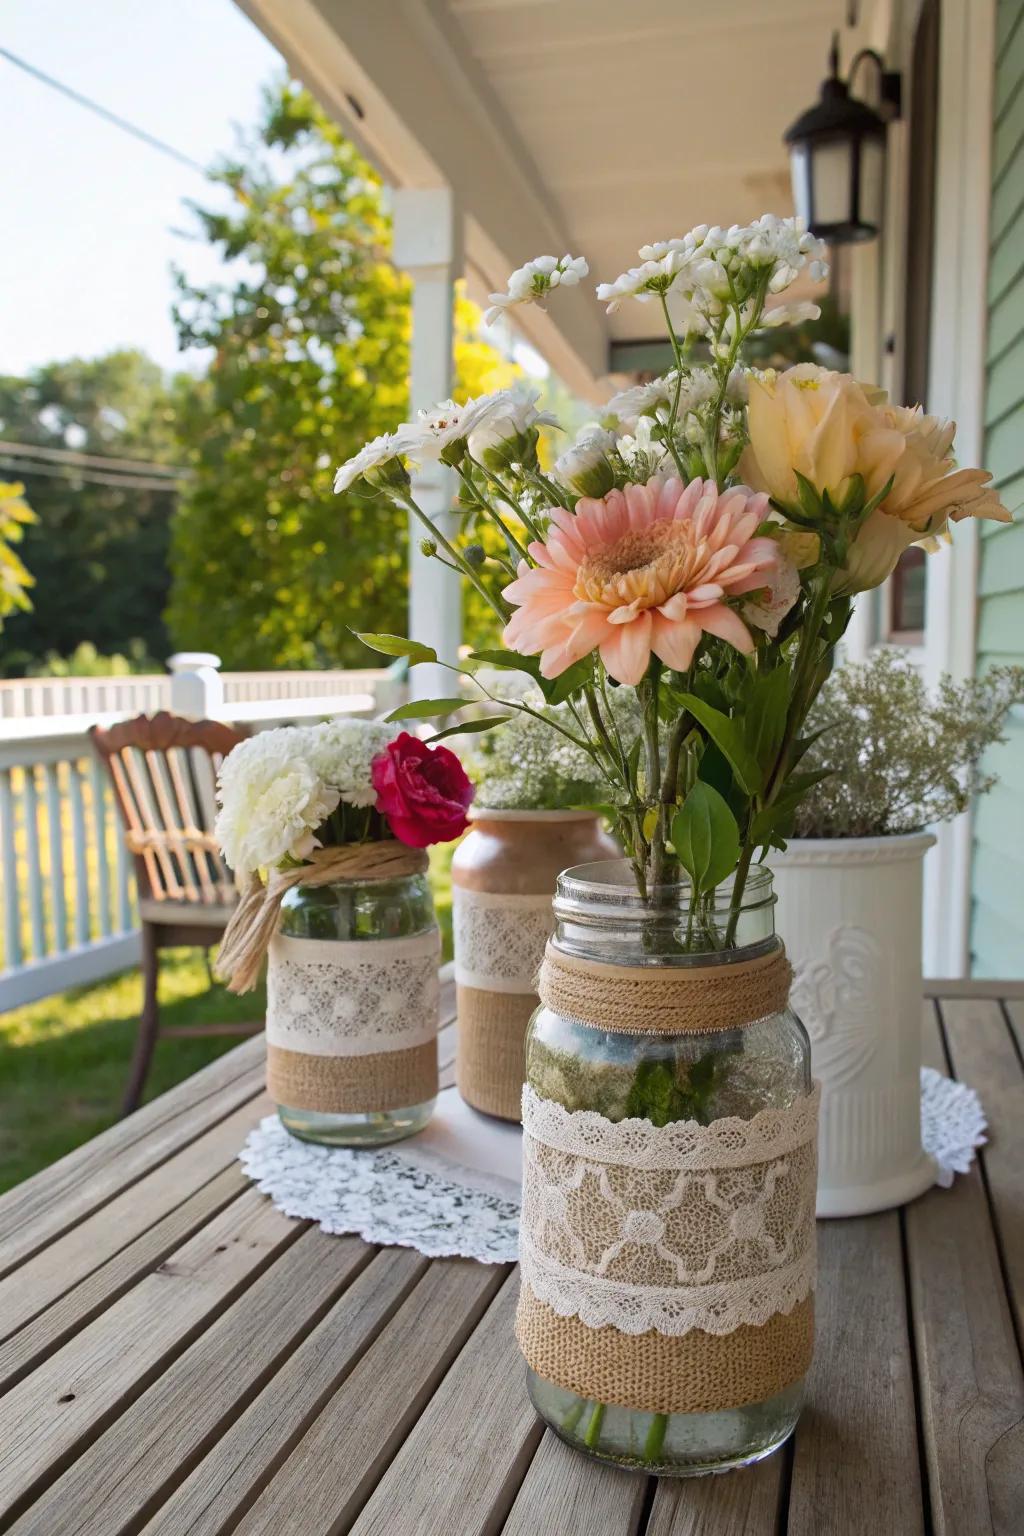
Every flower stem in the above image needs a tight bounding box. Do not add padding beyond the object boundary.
[643,1413,669,1464]
[583,1401,606,1450]
[399,491,507,622]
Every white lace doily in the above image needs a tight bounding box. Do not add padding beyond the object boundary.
[240,1088,522,1264]
[921,1067,987,1187]
[240,1071,986,1265]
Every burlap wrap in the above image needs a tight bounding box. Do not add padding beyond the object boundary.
[455,987,535,1120]
[216,841,429,994]
[516,1286,814,1414]
[537,939,793,1035]
[266,1038,437,1114]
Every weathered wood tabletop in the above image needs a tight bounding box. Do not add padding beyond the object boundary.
[1,974,1022,1536]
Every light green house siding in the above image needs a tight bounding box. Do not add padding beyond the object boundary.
[970,0,1024,977]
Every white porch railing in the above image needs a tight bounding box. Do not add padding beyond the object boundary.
[0,667,399,719]
[0,662,402,1011]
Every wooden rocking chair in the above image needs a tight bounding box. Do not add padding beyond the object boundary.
[89,710,260,1115]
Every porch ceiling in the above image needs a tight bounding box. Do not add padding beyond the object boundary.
[236,0,837,393]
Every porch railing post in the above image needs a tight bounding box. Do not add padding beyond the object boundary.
[393,186,463,701]
[167,652,224,720]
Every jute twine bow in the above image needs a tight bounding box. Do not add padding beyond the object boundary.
[217,842,429,994]
[537,939,793,1034]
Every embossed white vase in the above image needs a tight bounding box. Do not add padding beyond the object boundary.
[770,832,937,1218]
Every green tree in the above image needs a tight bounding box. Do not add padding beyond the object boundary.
[167,79,518,669]
[0,482,36,634]
[0,352,187,674]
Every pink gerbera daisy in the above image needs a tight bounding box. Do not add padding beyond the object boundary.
[502,476,780,685]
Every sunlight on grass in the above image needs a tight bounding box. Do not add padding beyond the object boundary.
[0,853,457,1194]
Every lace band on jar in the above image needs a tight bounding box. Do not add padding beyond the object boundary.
[516,1082,819,1413]
[266,930,440,1113]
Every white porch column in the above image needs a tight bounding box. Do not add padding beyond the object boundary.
[919,0,996,977]
[392,187,463,702]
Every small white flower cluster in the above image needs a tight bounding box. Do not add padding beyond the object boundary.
[485,254,589,326]
[334,387,554,490]
[215,718,394,877]
[596,217,828,322]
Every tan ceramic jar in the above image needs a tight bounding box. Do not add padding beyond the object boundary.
[452,809,618,1120]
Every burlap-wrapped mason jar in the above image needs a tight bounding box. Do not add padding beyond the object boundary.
[516,859,818,1476]
[266,859,440,1147]
[452,809,618,1121]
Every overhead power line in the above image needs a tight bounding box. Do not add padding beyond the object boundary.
[0,457,185,493]
[0,46,208,177]
[0,440,188,478]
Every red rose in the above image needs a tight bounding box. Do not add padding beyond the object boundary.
[372,732,474,848]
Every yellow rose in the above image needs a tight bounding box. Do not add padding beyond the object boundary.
[841,404,1012,592]
[739,364,879,509]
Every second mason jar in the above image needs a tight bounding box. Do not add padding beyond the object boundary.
[266,868,440,1147]
[516,859,817,1476]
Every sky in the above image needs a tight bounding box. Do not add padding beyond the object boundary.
[1,0,282,376]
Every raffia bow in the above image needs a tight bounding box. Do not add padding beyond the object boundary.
[216,841,429,994]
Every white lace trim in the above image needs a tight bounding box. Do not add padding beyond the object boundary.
[921,1067,987,1188]
[520,1236,815,1336]
[266,930,440,1057]
[453,887,554,994]
[240,1110,520,1264]
[520,1087,818,1337]
[521,1081,821,1170]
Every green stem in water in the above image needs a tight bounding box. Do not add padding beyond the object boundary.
[583,1401,606,1450]
[643,1412,669,1464]
[561,1398,587,1437]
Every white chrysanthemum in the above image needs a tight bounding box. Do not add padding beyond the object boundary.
[304,719,393,807]
[215,728,340,878]
[465,387,557,459]
[600,378,674,429]
[485,254,589,326]
[333,433,405,494]
[553,428,618,496]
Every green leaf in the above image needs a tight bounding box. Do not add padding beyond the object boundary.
[467,649,541,678]
[793,470,824,524]
[427,715,511,743]
[671,782,740,897]
[540,656,593,705]
[355,632,438,665]
[676,694,762,795]
[385,697,466,722]
[744,666,790,778]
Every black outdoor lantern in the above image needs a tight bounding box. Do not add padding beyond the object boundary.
[785,35,902,244]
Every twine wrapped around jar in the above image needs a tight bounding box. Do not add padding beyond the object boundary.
[517,941,818,1416]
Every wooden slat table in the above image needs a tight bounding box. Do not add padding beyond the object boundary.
[1,975,1023,1535]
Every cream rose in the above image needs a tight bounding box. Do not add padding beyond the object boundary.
[739,364,880,509]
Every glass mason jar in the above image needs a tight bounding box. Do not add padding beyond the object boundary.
[272,872,438,1147]
[522,859,813,1477]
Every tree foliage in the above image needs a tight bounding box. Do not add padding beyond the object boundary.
[167,80,518,670]
[0,352,186,674]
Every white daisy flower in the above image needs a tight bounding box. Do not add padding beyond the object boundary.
[553,428,617,497]
[394,396,498,465]
[466,387,557,462]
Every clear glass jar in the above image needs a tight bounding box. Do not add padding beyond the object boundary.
[523,858,812,1477]
[275,873,437,1147]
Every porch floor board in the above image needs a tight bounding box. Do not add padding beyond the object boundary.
[0,979,1020,1535]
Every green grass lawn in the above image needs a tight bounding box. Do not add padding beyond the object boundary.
[0,850,454,1195]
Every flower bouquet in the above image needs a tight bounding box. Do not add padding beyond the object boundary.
[338,215,1010,1474]
[216,719,472,1146]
